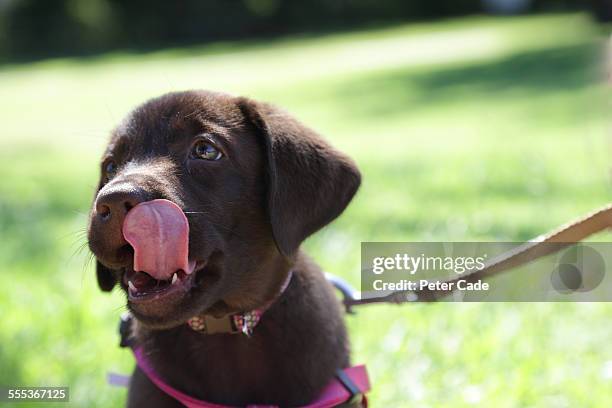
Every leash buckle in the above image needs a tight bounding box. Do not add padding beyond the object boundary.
[335,368,363,405]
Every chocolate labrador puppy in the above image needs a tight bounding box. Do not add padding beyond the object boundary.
[88,90,362,407]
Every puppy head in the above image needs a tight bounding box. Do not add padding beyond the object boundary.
[88,91,360,329]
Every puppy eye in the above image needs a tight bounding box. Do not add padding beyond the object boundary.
[192,140,223,161]
[103,160,117,177]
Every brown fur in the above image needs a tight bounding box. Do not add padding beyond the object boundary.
[88,90,361,407]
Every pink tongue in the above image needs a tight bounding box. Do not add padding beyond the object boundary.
[122,199,195,281]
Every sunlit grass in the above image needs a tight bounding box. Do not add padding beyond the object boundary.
[0,12,610,407]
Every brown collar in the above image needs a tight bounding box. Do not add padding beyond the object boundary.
[186,271,293,336]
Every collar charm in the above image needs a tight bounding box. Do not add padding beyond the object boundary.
[233,310,263,336]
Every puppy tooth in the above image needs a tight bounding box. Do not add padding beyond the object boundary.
[128,281,137,292]
[172,273,178,285]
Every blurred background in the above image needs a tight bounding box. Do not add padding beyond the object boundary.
[0,0,611,406]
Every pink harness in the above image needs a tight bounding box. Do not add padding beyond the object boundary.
[133,345,370,408]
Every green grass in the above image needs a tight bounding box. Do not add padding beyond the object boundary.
[1,12,611,407]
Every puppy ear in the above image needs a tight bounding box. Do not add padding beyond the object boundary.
[238,98,361,257]
[96,261,117,292]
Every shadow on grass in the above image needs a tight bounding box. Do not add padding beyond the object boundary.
[331,42,600,119]
[415,43,598,93]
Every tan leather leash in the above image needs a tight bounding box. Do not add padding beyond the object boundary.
[337,203,612,309]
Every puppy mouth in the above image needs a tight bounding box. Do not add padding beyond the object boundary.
[122,261,206,303]
[120,198,197,304]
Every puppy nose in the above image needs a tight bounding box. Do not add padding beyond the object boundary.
[95,187,148,224]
